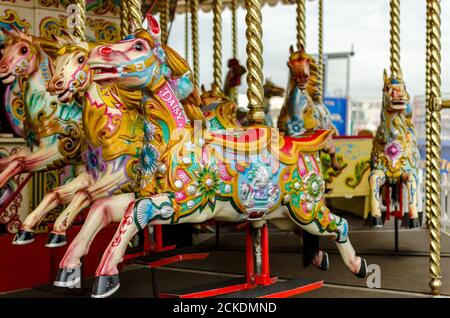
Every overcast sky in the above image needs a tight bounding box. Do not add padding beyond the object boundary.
[166,0,450,100]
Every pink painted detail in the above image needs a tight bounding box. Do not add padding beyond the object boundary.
[301,202,309,215]
[175,191,186,201]
[283,172,290,181]
[218,162,232,181]
[177,169,191,183]
[298,155,308,178]
[310,155,320,174]
[202,148,209,166]
[157,83,187,128]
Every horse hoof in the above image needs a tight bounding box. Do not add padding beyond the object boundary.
[319,252,329,271]
[355,258,368,278]
[12,230,35,245]
[45,233,67,248]
[91,275,120,298]
[409,218,420,229]
[371,216,383,228]
[54,268,81,288]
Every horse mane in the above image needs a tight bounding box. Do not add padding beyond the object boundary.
[134,29,204,125]
[277,48,319,132]
[163,44,204,124]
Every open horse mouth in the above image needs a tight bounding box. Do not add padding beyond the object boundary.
[391,99,407,109]
[57,87,72,102]
[0,72,14,84]
[90,64,119,83]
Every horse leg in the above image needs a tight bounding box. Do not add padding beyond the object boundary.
[403,172,420,229]
[269,218,329,271]
[292,210,367,278]
[12,172,90,245]
[0,146,61,188]
[54,193,135,288]
[92,193,181,298]
[47,174,128,247]
[0,147,29,170]
[369,170,386,228]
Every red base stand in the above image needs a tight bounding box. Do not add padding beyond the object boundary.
[159,224,323,298]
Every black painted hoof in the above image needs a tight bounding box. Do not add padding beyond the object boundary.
[12,230,35,245]
[371,216,383,228]
[45,233,67,248]
[409,218,420,229]
[53,268,81,288]
[319,252,329,271]
[355,258,368,278]
[91,275,120,298]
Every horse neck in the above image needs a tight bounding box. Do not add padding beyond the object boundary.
[381,106,408,140]
[141,82,191,146]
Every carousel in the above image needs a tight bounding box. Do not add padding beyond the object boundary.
[0,0,446,298]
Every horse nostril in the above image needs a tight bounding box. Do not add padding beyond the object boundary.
[55,79,64,89]
[99,46,112,56]
[0,64,8,73]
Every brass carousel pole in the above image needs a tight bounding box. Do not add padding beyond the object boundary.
[231,0,238,58]
[317,0,323,101]
[245,0,265,125]
[72,0,86,40]
[161,0,170,44]
[427,0,442,296]
[389,0,401,78]
[425,0,431,227]
[185,0,190,61]
[128,0,143,31]
[191,0,200,88]
[296,0,306,50]
[212,0,223,94]
[120,0,129,37]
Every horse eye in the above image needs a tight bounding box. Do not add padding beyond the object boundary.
[20,46,28,54]
[78,56,85,64]
[134,42,144,51]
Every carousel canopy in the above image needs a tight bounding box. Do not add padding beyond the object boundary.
[145,0,296,15]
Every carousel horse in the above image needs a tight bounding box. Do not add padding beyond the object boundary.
[277,45,341,170]
[85,15,367,298]
[263,78,285,127]
[0,28,84,199]
[12,32,144,248]
[200,84,241,130]
[223,58,246,104]
[369,70,421,228]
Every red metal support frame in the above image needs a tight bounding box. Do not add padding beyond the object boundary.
[0,174,32,212]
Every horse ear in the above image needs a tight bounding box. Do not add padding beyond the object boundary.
[289,45,294,54]
[0,27,17,40]
[201,84,206,93]
[398,68,404,80]
[383,69,388,82]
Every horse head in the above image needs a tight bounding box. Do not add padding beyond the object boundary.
[263,78,284,99]
[225,58,246,88]
[0,27,41,84]
[89,14,165,90]
[46,31,91,103]
[382,69,409,112]
[287,45,314,90]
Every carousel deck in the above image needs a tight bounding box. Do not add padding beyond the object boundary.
[1,214,449,298]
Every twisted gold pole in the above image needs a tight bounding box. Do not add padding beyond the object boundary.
[317,0,323,102]
[212,0,223,94]
[245,0,264,125]
[191,0,200,88]
[232,0,237,58]
[161,0,170,44]
[128,0,143,32]
[120,0,129,37]
[72,0,86,41]
[185,0,190,61]
[427,0,442,296]
[296,0,306,50]
[390,0,401,78]
[425,0,431,228]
